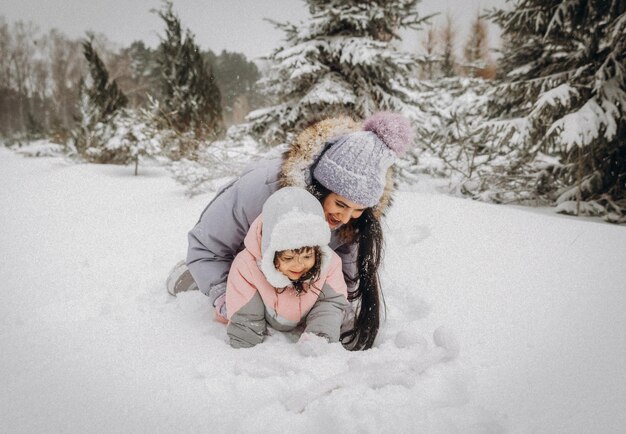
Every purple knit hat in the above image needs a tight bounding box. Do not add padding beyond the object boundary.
[313,112,414,207]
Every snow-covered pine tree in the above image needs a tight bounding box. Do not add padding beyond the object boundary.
[73,38,128,163]
[82,39,128,119]
[73,39,163,172]
[246,0,431,146]
[155,1,223,148]
[482,0,626,222]
[103,103,163,175]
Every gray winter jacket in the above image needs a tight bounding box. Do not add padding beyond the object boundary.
[186,158,358,305]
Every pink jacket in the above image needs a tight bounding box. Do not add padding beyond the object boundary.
[225,188,349,348]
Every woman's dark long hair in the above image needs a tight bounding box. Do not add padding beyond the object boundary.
[341,208,384,350]
[308,179,385,351]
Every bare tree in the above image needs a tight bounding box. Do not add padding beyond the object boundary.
[47,29,85,135]
[0,17,11,89]
[419,25,439,79]
[10,21,39,135]
[462,11,495,79]
[0,17,15,134]
[439,13,457,77]
[29,34,50,134]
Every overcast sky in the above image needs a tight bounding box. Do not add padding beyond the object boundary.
[1,0,507,59]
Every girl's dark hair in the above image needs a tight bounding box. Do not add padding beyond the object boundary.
[307,178,385,351]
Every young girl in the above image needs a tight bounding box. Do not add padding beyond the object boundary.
[225,187,349,348]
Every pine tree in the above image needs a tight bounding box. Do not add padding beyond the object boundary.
[73,38,163,172]
[82,38,128,121]
[74,38,128,162]
[155,1,223,140]
[482,0,626,222]
[246,0,431,146]
[103,104,163,175]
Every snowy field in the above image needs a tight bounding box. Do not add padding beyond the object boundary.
[1,146,625,433]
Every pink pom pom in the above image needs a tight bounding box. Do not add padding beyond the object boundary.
[363,112,414,156]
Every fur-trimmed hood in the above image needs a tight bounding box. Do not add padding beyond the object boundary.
[244,187,333,289]
[278,116,396,220]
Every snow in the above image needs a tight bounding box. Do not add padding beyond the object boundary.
[532,83,577,117]
[549,98,606,150]
[2,147,625,433]
[300,73,357,106]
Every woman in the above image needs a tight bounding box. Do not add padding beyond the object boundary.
[167,111,414,350]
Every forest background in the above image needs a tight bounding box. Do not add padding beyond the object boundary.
[0,0,624,223]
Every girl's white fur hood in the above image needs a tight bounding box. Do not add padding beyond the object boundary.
[244,187,332,288]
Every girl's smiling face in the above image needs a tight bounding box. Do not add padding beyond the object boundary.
[274,248,316,281]
[322,193,366,229]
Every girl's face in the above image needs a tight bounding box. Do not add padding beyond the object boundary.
[275,248,316,281]
[322,193,366,229]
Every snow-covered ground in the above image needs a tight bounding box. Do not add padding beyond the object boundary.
[1,147,625,433]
